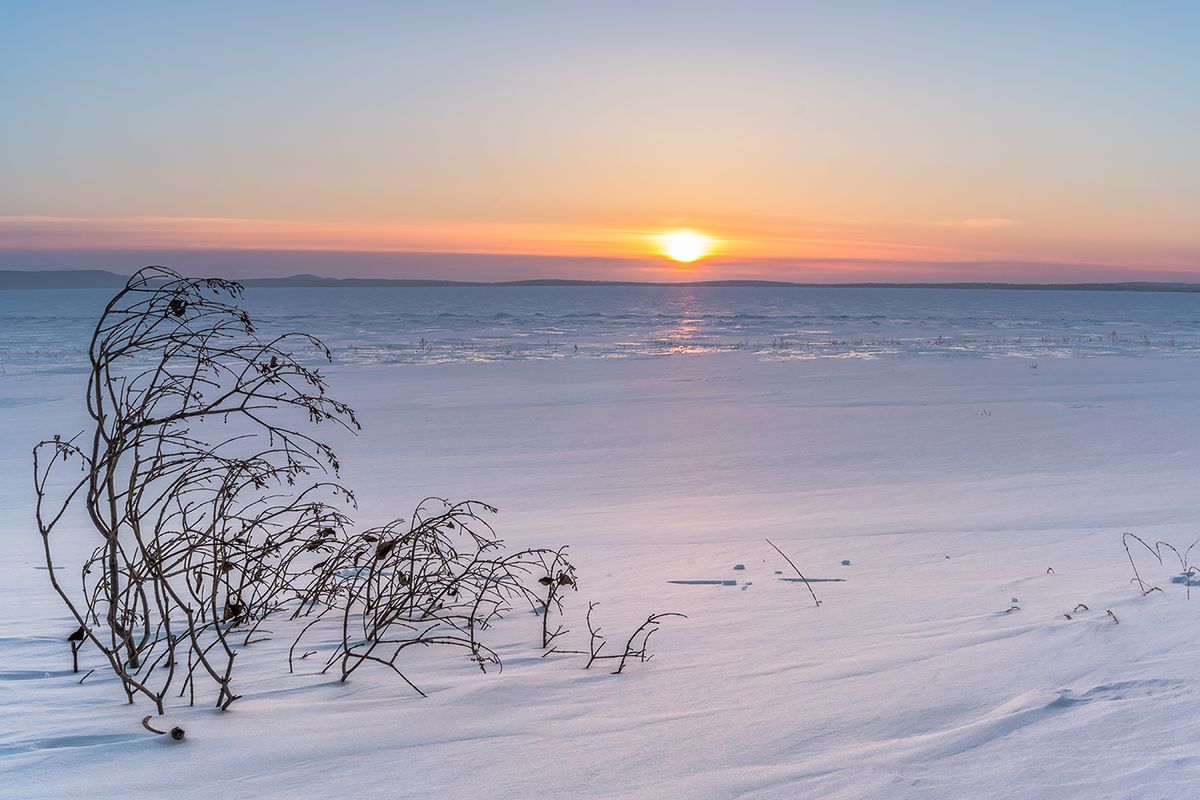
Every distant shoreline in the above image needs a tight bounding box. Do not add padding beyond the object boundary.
[3,269,1200,294]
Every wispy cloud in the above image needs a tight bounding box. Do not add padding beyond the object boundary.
[0,215,661,258]
[952,218,1019,230]
[800,215,1019,231]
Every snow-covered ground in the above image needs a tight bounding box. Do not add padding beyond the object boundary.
[3,351,1200,799]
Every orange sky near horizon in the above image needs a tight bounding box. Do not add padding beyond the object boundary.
[2,213,1196,282]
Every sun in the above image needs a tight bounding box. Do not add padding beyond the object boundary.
[658,230,714,263]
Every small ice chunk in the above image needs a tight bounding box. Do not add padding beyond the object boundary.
[841,560,851,566]
[1011,596,1020,603]
[733,564,746,571]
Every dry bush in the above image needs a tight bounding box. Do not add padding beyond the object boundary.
[290,498,576,694]
[1123,532,1199,598]
[545,601,686,674]
[35,267,359,712]
[36,267,680,719]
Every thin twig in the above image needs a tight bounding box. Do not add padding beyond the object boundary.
[765,538,821,607]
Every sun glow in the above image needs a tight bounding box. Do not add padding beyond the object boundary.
[658,230,714,263]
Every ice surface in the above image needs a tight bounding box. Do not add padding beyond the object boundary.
[4,286,1200,374]
[3,288,1200,798]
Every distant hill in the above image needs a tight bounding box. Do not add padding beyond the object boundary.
[3,269,1200,293]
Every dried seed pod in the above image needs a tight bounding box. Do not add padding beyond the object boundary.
[142,716,183,739]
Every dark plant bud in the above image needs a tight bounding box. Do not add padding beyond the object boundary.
[67,625,86,642]
[557,574,575,587]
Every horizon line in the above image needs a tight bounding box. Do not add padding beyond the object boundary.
[4,268,1200,293]
[3,248,1198,286]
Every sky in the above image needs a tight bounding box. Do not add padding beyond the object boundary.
[1,1,1197,282]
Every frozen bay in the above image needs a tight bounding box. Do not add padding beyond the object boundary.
[2,287,1200,799]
